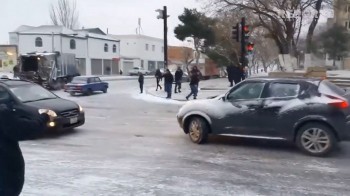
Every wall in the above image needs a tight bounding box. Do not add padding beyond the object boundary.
[87,37,119,59]
[18,34,62,54]
[113,35,163,70]
[61,36,87,58]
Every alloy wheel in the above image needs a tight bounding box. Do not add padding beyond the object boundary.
[301,128,330,154]
[189,119,201,142]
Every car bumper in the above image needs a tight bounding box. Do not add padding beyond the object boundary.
[47,112,85,131]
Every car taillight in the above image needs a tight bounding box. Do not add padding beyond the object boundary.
[325,95,349,109]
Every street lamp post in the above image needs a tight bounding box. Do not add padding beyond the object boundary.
[156,6,169,69]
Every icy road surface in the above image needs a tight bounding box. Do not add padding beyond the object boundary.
[20,80,350,196]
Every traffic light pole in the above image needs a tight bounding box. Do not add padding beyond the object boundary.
[240,17,246,68]
[163,6,168,69]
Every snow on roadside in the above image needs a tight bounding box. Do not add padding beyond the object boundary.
[132,93,184,105]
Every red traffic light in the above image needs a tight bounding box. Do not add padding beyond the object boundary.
[247,43,254,51]
[243,25,250,33]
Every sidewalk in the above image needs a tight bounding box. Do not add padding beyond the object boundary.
[146,78,231,101]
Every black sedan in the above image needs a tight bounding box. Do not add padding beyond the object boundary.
[0,79,85,131]
[177,77,350,156]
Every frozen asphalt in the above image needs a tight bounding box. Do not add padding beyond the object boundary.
[20,79,350,196]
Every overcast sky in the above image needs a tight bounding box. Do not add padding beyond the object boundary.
[1,0,202,45]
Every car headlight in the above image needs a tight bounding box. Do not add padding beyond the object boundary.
[38,109,57,117]
[79,105,83,112]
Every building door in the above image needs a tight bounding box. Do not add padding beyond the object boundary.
[112,59,119,75]
[103,59,112,75]
[76,58,86,75]
[148,61,156,72]
[122,61,134,75]
[91,59,103,75]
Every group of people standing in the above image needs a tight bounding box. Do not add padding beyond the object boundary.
[226,65,248,87]
[138,66,201,100]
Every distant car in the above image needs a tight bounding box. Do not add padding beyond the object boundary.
[177,77,350,156]
[129,67,150,76]
[0,79,85,131]
[65,76,109,96]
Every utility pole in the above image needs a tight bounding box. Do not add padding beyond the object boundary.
[240,17,246,68]
[156,6,169,69]
[163,6,168,69]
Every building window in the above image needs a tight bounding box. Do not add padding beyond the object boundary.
[152,45,155,51]
[161,47,164,53]
[104,43,108,52]
[145,44,149,51]
[70,39,76,49]
[35,37,43,47]
[113,44,117,53]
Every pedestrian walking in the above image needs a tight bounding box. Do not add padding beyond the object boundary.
[186,66,200,100]
[163,69,174,99]
[174,66,183,93]
[155,69,162,91]
[0,88,50,196]
[138,72,144,93]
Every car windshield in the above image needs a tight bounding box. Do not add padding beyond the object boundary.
[71,77,87,84]
[10,84,57,103]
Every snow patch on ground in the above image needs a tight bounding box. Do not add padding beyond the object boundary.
[132,93,185,105]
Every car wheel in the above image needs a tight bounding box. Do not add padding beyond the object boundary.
[70,92,75,96]
[296,123,337,157]
[103,87,107,93]
[187,117,209,144]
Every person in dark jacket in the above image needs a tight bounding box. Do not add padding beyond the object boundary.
[226,65,234,87]
[13,65,19,78]
[232,65,243,85]
[155,69,162,91]
[138,72,144,93]
[174,66,183,93]
[163,69,174,99]
[186,66,200,100]
[0,89,50,196]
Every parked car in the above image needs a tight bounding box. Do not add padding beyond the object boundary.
[129,67,150,76]
[65,76,109,96]
[0,78,85,131]
[177,77,350,156]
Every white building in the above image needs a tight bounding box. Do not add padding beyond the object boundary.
[109,34,164,75]
[9,25,120,75]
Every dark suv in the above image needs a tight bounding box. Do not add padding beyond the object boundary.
[0,79,85,132]
[177,77,350,156]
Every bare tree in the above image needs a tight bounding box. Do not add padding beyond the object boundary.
[202,0,331,71]
[50,0,79,29]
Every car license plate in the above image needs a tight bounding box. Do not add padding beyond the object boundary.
[70,117,78,124]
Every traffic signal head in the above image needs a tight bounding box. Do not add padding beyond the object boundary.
[247,42,254,53]
[243,25,250,41]
[156,9,164,19]
[232,23,239,42]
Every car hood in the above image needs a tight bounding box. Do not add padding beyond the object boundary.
[24,98,79,113]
